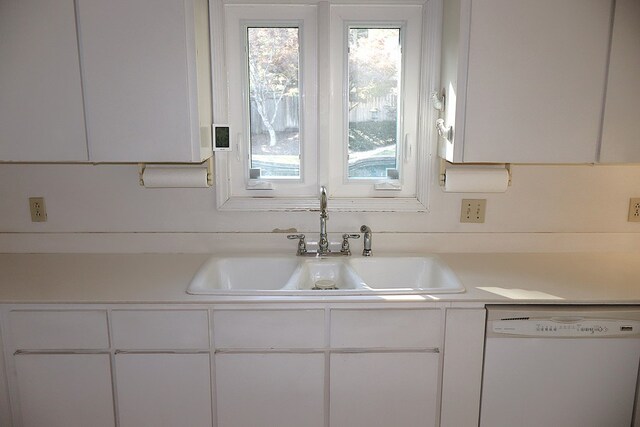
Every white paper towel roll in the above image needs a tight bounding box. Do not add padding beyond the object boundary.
[142,167,210,188]
[444,167,509,193]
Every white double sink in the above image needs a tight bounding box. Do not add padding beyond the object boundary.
[187,255,465,295]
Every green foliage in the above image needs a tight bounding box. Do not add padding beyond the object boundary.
[348,121,397,152]
[348,28,400,111]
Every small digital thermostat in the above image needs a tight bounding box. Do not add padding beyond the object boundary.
[212,125,231,151]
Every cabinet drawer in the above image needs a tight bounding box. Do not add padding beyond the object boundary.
[330,309,441,348]
[111,310,209,350]
[213,310,324,349]
[9,310,109,350]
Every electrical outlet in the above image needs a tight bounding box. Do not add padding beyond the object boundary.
[29,197,47,222]
[460,199,486,223]
[628,198,640,222]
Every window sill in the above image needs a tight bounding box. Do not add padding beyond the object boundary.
[217,196,428,212]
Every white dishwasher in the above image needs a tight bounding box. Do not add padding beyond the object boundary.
[480,305,640,427]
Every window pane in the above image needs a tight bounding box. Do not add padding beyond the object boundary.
[348,28,401,179]
[247,27,300,179]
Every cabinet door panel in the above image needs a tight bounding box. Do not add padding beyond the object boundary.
[111,310,209,350]
[9,310,109,350]
[15,354,115,427]
[77,0,200,162]
[213,309,324,349]
[330,352,438,427]
[440,309,486,427]
[216,353,324,427]
[331,309,440,348]
[115,353,212,427]
[462,0,611,163]
[600,0,640,162]
[0,0,87,161]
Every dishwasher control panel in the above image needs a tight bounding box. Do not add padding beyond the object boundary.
[492,319,640,337]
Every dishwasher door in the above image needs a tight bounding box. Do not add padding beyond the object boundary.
[480,306,640,427]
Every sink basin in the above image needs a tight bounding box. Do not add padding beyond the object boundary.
[347,256,465,293]
[187,255,465,295]
[187,257,299,294]
[282,259,366,291]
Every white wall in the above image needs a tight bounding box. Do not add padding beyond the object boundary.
[1,158,639,235]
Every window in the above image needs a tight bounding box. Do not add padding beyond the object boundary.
[215,2,431,211]
[247,27,301,179]
[223,5,317,198]
[347,27,402,180]
[329,5,423,199]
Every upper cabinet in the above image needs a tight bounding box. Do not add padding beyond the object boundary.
[0,0,212,163]
[600,0,640,163]
[77,0,212,163]
[439,0,613,163]
[0,0,88,162]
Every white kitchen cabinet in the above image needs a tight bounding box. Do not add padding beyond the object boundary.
[329,308,442,427]
[440,308,486,427]
[600,0,640,163]
[1,305,459,427]
[111,310,213,426]
[213,310,325,427]
[0,0,88,161]
[115,353,213,427]
[440,0,612,163]
[76,0,212,162]
[330,352,439,427]
[14,353,115,427]
[215,353,325,427]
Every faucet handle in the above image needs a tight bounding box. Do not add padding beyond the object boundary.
[287,234,307,255]
[340,233,360,255]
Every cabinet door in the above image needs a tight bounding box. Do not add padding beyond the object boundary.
[215,353,324,427]
[444,0,612,163]
[330,352,439,427]
[76,0,211,162]
[14,353,115,427]
[600,0,640,162]
[0,0,88,161]
[115,353,212,427]
[440,309,486,427]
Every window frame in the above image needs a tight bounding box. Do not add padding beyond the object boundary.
[212,1,439,212]
[223,5,318,199]
[329,5,422,200]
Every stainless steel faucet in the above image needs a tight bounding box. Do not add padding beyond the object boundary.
[360,225,372,256]
[318,186,330,255]
[286,187,362,256]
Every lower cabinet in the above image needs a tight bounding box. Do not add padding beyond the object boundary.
[115,353,213,427]
[215,353,325,427]
[14,353,115,427]
[330,352,439,427]
[1,305,460,427]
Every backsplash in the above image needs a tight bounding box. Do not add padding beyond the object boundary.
[1,160,640,238]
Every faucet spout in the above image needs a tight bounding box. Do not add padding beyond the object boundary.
[319,186,329,255]
[320,186,327,216]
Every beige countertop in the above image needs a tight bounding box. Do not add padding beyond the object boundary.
[0,252,639,304]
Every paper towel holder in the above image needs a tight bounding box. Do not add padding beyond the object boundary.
[438,158,512,187]
[138,157,214,187]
